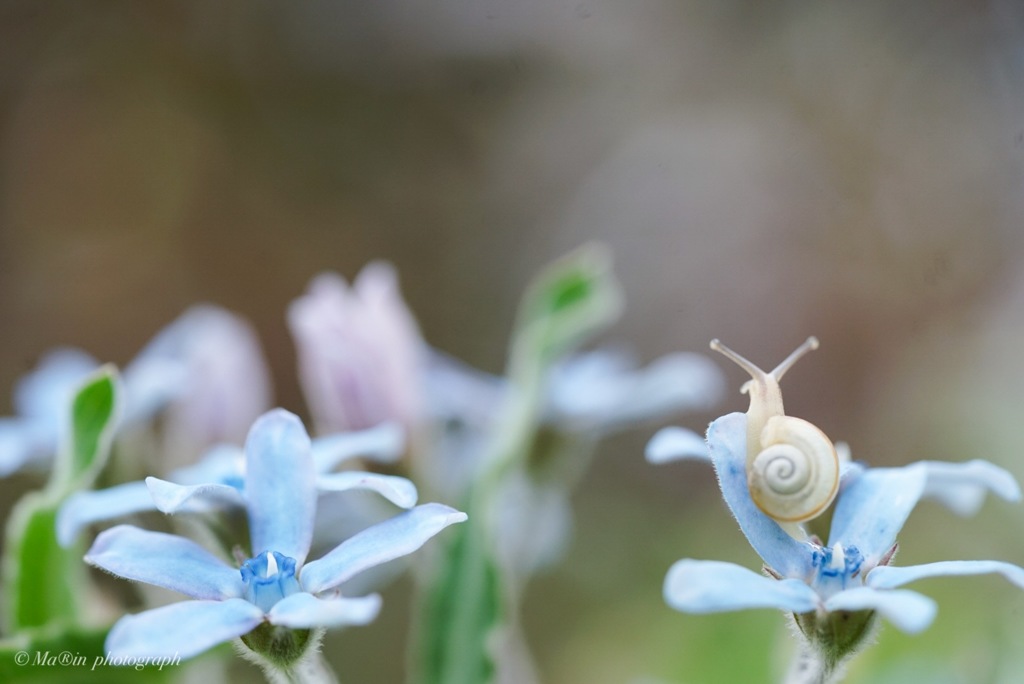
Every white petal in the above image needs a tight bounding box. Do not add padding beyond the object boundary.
[645,426,710,464]
[85,525,244,600]
[311,422,405,471]
[828,464,928,564]
[824,586,937,634]
[267,592,382,628]
[663,559,818,613]
[245,409,316,563]
[918,460,1021,516]
[867,560,1024,591]
[316,471,418,509]
[300,503,466,594]
[56,481,156,546]
[146,477,245,514]
[106,599,264,660]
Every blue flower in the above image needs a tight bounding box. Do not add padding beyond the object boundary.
[648,412,1024,635]
[57,421,407,546]
[0,305,272,477]
[84,409,466,660]
[0,348,98,476]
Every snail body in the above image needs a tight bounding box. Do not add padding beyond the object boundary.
[710,337,838,524]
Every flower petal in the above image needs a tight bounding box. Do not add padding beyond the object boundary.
[245,409,316,563]
[705,413,813,576]
[423,348,506,425]
[56,481,157,547]
[288,268,423,435]
[823,586,937,634]
[14,348,98,421]
[146,477,245,514]
[663,559,818,613]
[827,464,928,564]
[171,443,245,485]
[0,418,48,476]
[106,599,264,659]
[547,350,724,431]
[125,305,272,444]
[85,525,243,599]
[267,592,382,628]
[645,426,710,464]
[311,422,405,472]
[919,460,1022,516]
[300,503,467,594]
[316,471,418,509]
[867,560,1024,591]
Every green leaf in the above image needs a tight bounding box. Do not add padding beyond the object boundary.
[411,510,503,684]
[49,366,121,496]
[2,496,86,631]
[0,626,174,683]
[511,243,623,372]
[3,367,121,632]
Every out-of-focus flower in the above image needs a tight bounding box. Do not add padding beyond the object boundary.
[57,422,406,546]
[0,305,272,476]
[125,304,273,465]
[85,409,466,661]
[0,348,98,476]
[649,412,1024,649]
[421,347,724,497]
[543,348,724,434]
[288,264,423,435]
[420,347,726,575]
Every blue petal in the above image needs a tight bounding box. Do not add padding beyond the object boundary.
[171,443,245,485]
[146,477,245,514]
[106,599,264,659]
[867,560,1024,591]
[918,460,1021,516]
[828,464,928,564]
[705,413,814,576]
[14,348,98,421]
[300,503,467,594]
[316,471,418,509]
[119,355,188,426]
[245,409,316,563]
[85,525,244,599]
[663,559,818,613]
[122,305,272,432]
[645,426,710,464]
[0,418,47,476]
[422,347,506,425]
[823,586,937,634]
[311,422,406,472]
[56,481,157,547]
[267,592,382,628]
[546,350,725,431]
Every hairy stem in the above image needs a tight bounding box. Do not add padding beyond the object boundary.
[784,646,836,684]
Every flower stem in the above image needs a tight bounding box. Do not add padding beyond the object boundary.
[260,651,339,684]
[784,646,835,684]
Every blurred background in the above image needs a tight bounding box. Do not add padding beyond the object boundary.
[2,1,1024,682]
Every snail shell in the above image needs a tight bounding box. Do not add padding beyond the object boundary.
[710,338,839,524]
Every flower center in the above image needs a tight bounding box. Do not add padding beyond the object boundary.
[810,543,864,598]
[240,551,301,612]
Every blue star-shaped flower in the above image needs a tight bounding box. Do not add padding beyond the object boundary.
[649,412,1024,634]
[57,421,407,546]
[84,409,466,660]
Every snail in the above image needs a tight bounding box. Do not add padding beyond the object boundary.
[709,337,839,524]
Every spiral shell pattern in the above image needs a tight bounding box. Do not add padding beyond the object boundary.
[748,415,839,523]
